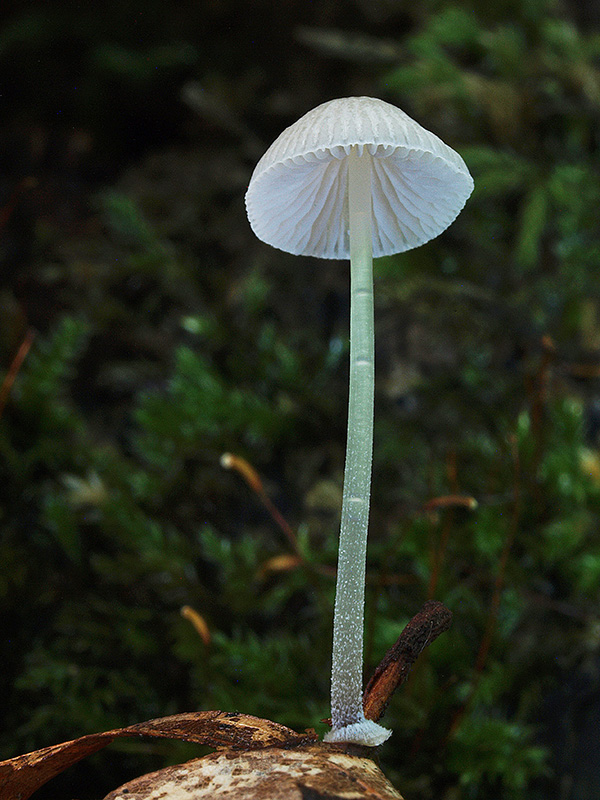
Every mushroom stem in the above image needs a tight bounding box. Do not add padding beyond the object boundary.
[326,147,390,746]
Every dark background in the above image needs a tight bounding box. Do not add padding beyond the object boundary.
[2,1,600,798]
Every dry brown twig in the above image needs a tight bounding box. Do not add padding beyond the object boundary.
[363,600,453,723]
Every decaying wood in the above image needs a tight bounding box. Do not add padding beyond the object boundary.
[103,744,404,800]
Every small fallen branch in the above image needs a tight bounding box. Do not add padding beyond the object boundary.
[363,600,453,723]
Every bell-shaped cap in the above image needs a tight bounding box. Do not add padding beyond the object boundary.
[245,96,473,260]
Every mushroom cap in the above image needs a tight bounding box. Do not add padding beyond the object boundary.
[245,96,474,260]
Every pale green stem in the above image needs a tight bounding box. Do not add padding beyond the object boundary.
[330,145,375,730]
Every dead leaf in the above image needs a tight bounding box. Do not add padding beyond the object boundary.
[0,712,317,800]
[123,712,317,750]
[102,743,404,799]
[0,731,117,800]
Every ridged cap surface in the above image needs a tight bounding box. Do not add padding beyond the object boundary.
[245,97,473,259]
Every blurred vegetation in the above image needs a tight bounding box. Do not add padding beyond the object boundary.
[1,0,600,799]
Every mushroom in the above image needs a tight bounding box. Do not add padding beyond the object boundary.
[245,96,473,746]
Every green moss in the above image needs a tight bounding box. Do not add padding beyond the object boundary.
[1,0,600,797]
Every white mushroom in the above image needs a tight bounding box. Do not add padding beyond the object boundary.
[245,97,473,747]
